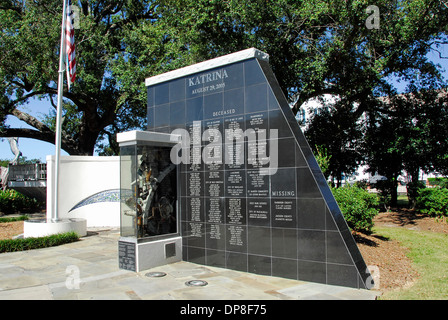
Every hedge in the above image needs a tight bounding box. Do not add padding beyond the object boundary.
[0,232,79,253]
[332,184,380,233]
[0,189,41,214]
[427,178,448,189]
[416,187,448,217]
[0,215,29,223]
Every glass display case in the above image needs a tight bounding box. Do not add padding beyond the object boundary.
[119,132,178,240]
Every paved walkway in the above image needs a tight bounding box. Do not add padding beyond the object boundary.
[0,228,380,300]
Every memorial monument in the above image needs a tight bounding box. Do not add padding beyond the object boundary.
[118,48,373,290]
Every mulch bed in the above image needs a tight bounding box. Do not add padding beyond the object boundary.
[0,221,24,240]
[355,209,448,294]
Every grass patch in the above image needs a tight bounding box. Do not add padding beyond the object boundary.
[396,194,409,207]
[0,215,29,223]
[375,226,448,300]
[0,231,79,253]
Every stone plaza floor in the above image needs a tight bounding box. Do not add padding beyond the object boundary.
[0,228,379,300]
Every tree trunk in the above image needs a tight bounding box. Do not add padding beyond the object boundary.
[0,127,97,156]
[336,172,342,188]
[407,169,421,209]
[390,177,398,207]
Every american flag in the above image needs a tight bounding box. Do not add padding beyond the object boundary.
[65,0,76,90]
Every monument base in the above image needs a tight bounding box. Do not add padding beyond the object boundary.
[118,236,182,272]
[24,218,87,238]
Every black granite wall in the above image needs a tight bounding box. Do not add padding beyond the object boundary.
[147,57,372,289]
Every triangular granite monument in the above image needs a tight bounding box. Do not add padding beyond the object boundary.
[141,48,372,289]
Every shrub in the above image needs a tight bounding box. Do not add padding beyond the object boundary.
[427,178,448,189]
[0,189,41,214]
[416,187,448,217]
[0,232,79,253]
[332,184,380,233]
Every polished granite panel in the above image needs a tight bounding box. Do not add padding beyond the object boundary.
[169,78,186,103]
[226,251,248,272]
[272,228,297,259]
[247,226,271,256]
[272,257,298,279]
[297,198,326,230]
[248,254,272,276]
[154,103,170,128]
[154,82,169,105]
[297,260,327,284]
[206,248,226,268]
[169,100,186,129]
[245,83,268,113]
[145,53,372,289]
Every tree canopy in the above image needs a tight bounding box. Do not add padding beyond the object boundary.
[0,0,447,156]
[362,88,448,205]
[1,0,164,154]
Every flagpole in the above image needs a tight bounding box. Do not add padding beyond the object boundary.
[53,0,68,222]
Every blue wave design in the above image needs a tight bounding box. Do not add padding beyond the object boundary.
[69,189,133,212]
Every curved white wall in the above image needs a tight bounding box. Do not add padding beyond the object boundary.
[46,155,120,227]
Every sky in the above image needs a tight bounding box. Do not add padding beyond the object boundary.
[0,98,69,163]
[1,46,447,164]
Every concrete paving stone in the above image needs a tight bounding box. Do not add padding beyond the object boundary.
[279,285,324,299]
[125,290,142,300]
[25,270,67,286]
[0,275,43,290]
[140,292,177,300]
[263,289,296,300]
[50,288,79,300]
[201,277,246,293]
[297,282,348,294]
[253,278,305,294]
[228,281,275,295]
[208,269,247,280]
[161,264,214,279]
[163,285,244,300]
[126,275,188,298]
[52,282,91,298]
[230,275,281,292]
[279,282,376,300]
[76,265,122,281]
[232,289,282,300]
[0,267,25,282]
[75,286,132,300]
[53,274,131,300]
[49,283,79,300]
[206,280,281,299]
[335,289,381,300]
[299,292,343,300]
[0,285,53,300]
[76,270,130,287]
[256,276,307,290]
[192,274,238,285]
[21,258,65,270]
[0,228,378,300]
[70,252,108,263]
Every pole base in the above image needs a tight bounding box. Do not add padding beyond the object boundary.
[24,218,87,238]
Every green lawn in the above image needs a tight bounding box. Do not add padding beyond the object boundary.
[396,194,409,207]
[375,226,448,300]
